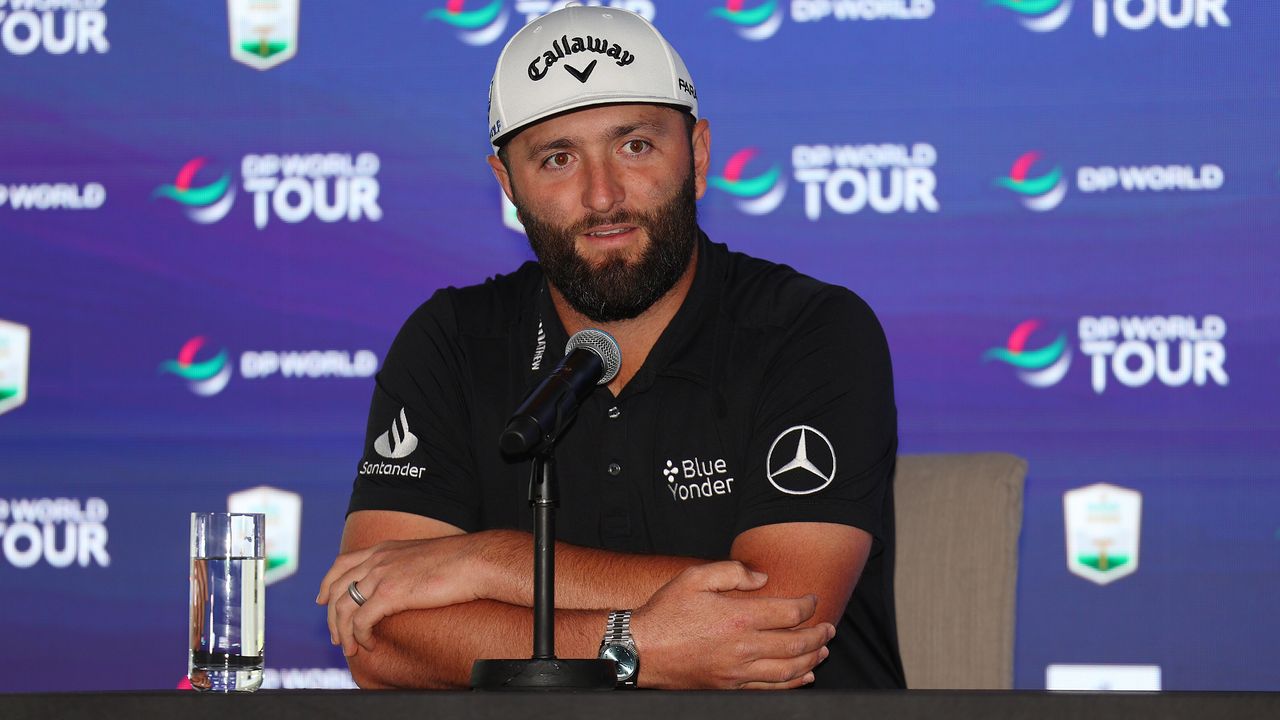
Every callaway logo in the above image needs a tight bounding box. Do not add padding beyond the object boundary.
[374,408,419,459]
[565,59,597,83]
[528,34,635,81]
[766,425,836,495]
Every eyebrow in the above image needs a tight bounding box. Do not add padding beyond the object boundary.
[523,119,670,162]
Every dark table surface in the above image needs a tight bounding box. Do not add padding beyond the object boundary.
[3,689,1279,720]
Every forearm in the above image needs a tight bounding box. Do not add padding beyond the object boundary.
[478,529,705,609]
[348,599,606,689]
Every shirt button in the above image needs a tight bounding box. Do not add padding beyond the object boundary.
[607,406,621,419]
[607,461,622,476]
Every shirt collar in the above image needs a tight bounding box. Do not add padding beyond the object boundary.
[627,230,723,391]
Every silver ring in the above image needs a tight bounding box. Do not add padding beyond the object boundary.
[348,581,367,606]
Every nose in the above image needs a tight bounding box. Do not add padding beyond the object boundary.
[580,156,625,215]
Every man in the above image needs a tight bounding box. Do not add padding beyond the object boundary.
[318,4,903,690]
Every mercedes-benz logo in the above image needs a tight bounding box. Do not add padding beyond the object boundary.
[766,425,836,495]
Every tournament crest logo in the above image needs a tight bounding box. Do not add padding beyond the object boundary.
[1064,483,1141,585]
[228,486,302,585]
[425,0,510,46]
[153,158,237,224]
[159,336,233,397]
[709,148,787,215]
[0,319,30,417]
[710,1,784,41]
[995,151,1067,211]
[983,319,1072,388]
[988,0,1073,32]
[227,0,299,70]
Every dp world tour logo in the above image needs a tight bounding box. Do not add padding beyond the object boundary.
[425,0,510,46]
[160,336,233,397]
[996,151,1067,212]
[709,148,787,215]
[710,1,783,41]
[989,0,1073,32]
[153,158,236,224]
[984,319,1072,388]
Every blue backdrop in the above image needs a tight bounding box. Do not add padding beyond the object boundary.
[1,0,1277,692]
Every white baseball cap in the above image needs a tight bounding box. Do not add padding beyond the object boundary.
[487,3,698,150]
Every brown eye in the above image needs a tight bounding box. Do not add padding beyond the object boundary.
[625,140,649,154]
[546,152,571,168]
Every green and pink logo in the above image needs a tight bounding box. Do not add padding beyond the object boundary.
[709,148,787,215]
[988,0,1073,32]
[160,336,233,397]
[425,0,509,46]
[984,319,1072,388]
[996,151,1067,212]
[153,158,236,224]
[710,1,783,40]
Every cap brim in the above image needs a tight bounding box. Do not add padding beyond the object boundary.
[491,98,696,150]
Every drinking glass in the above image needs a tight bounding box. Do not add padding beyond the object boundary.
[189,512,265,692]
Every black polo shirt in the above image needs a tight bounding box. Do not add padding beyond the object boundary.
[349,232,905,689]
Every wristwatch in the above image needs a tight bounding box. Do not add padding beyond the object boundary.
[598,609,639,688]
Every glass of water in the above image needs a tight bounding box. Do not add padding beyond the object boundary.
[189,512,265,692]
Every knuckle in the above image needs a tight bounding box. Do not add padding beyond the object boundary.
[788,603,807,626]
[727,611,752,633]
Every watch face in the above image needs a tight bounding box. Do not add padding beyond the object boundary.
[602,644,638,681]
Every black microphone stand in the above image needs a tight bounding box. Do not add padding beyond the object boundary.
[470,447,617,690]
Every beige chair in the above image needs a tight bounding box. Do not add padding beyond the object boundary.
[893,453,1027,689]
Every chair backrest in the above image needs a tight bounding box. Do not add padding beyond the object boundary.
[893,452,1027,689]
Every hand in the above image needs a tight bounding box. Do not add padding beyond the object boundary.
[315,534,492,656]
[630,561,834,690]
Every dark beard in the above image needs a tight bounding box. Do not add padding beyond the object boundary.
[518,170,699,323]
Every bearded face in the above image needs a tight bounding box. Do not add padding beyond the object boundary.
[515,167,699,323]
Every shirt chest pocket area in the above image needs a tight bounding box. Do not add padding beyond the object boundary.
[646,406,741,557]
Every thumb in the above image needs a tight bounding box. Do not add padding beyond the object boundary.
[689,560,768,593]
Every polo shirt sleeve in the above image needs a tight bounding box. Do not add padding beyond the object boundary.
[346,289,482,532]
[733,288,897,542]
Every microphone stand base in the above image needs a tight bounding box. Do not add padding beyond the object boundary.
[470,658,617,691]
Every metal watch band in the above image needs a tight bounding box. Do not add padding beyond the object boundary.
[603,609,633,644]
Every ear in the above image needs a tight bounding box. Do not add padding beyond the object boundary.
[691,118,711,200]
[487,154,516,205]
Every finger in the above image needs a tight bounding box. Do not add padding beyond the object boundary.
[316,546,377,604]
[351,591,397,652]
[326,565,372,645]
[742,625,831,662]
[686,560,768,594]
[347,572,389,651]
[331,567,382,653]
[734,594,820,631]
[334,580,362,657]
[740,646,827,688]
[738,671,816,691]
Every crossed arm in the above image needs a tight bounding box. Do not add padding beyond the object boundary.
[317,509,871,689]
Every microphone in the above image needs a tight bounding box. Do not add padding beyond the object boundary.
[499,328,622,459]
